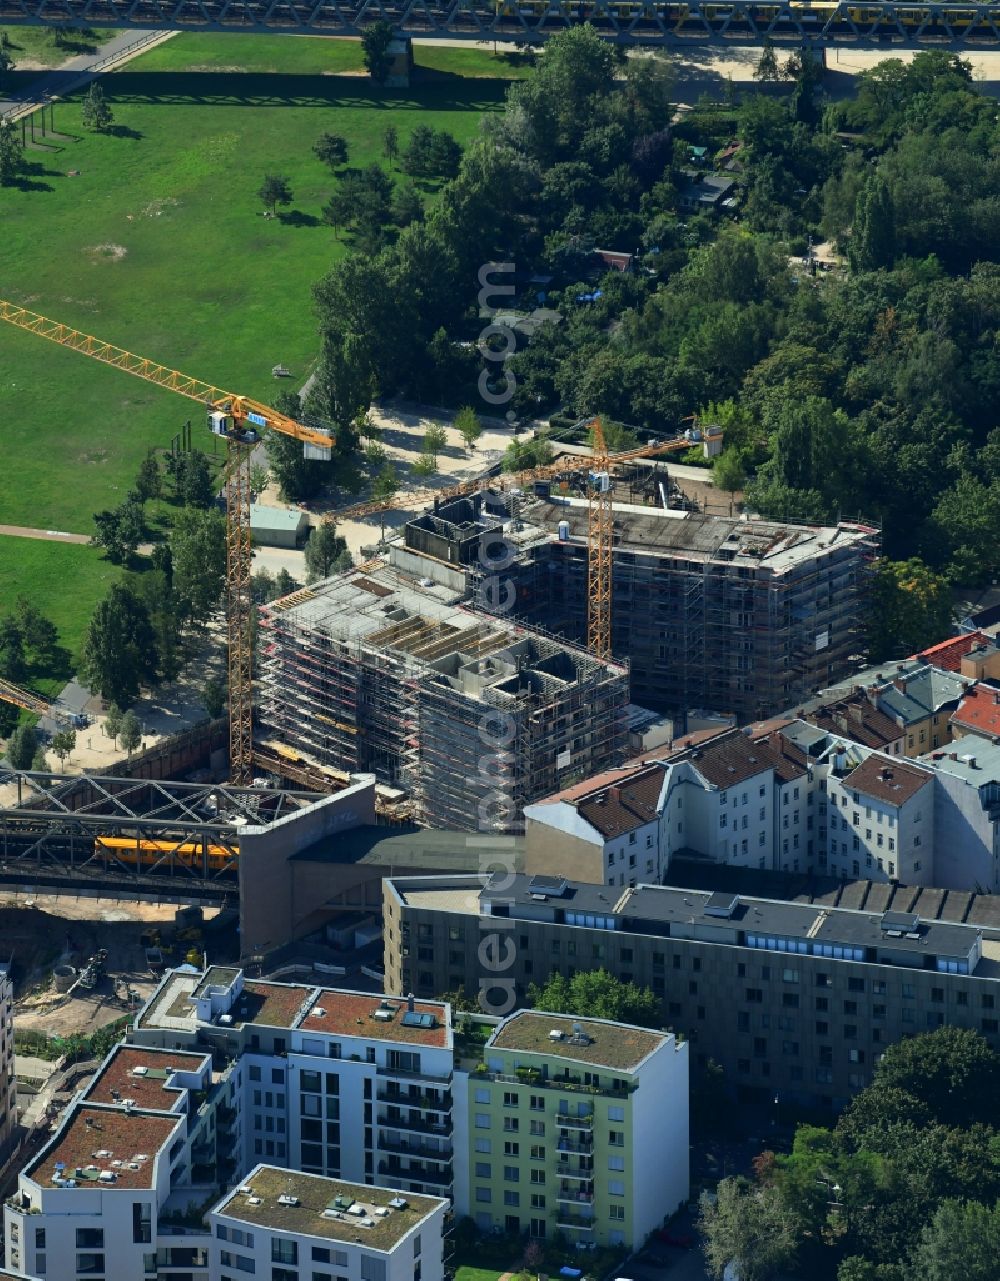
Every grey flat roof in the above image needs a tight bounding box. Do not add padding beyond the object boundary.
[470,874,981,963]
[250,505,306,531]
[293,825,524,872]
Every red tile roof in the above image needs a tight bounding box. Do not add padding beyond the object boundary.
[85,1046,208,1111]
[299,991,448,1045]
[841,754,932,807]
[806,695,902,751]
[950,685,1000,740]
[30,1105,180,1190]
[914,631,992,672]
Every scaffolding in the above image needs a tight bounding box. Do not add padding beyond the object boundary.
[257,566,629,832]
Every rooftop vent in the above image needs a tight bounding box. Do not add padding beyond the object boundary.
[704,891,740,920]
[372,1008,394,1022]
[247,1196,262,1206]
[277,1194,299,1207]
[549,1029,566,1042]
[312,1008,327,1019]
[389,1197,409,1210]
[131,1066,149,1077]
[218,1014,234,1026]
[881,911,919,934]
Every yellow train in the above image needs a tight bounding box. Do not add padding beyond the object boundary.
[95,836,237,871]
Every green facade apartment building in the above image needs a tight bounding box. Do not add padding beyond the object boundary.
[453,1010,689,1248]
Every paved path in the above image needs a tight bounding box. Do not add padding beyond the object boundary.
[0,28,176,121]
[0,523,89,544]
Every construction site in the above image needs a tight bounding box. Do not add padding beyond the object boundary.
[258,565,629,831]
[391,470,881,724]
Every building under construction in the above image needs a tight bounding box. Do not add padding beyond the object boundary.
[258,567,628,831]
[393,484,879,725]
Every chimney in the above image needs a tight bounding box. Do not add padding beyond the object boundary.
[609,785,622,801]
[407,993,415,1013]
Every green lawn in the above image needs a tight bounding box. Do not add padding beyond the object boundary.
[455,1269,505,1281]
[0,539,120,683]
[0,34,510,534]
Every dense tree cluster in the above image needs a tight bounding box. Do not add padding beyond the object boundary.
[308,35,1000,606]
[700,1028,1000,1281]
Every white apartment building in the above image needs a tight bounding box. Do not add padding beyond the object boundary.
[524,722,980,891]
[211,1165,447,1281]
[132,967,455,1199]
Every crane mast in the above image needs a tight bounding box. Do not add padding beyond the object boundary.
[0,299,333,784]
[587,417,613,662]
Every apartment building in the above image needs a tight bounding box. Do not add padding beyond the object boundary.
[131,967,456,1200]
[1,962,15,1161]
[3,1044,220,1281]
[211,1166,446,1281]
[455,1011,687,1249]
[385,873,1000,1111]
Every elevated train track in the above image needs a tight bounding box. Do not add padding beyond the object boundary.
[2,0,1000,47]
[0,769,317,883]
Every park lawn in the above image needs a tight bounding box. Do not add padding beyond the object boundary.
[0,37,508,534]
[128,32,532,80]
[0,538,120,687]
[1,24,122,68]
[455,1269,505,1281]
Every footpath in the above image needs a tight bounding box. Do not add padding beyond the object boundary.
[0,28,176,122]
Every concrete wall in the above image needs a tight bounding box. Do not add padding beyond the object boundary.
[238,777,377,956]
[523,813,604,884]
[931,771,999,891]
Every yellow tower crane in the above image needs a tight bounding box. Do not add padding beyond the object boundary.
[0,299,334,785]
[587,417,613,662]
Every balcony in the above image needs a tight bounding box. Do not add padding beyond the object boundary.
[377,1064,453,1086]
[557,1184,595,1204]
[555,1211,596,1231]
[556,1161,594,1180]
[376,1109,452,1138]
[376,1087,452,1112]
[555,1112,593,1131]
[378,1135,453,1162]
[378,1161,453,1189]
[470,1067,635,1100]
[554,1135,592,1154]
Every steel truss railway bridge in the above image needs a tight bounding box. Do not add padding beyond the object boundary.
[3,1,1000,48]
[0,768,315,889]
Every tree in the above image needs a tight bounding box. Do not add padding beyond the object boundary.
[201,678,227,719]
[700,1179,798,1281]
[911,1199,1000,1281]
[30,747,50,775]
[422,423,447,464]
[754,39,781,82]
[0,42,15,84]
[50,729,76,765]
[81,81,114,132]
[454,406,482,454]
[312,132,349,171]
[850,175,896,273]
[361,20,394,85]
[81,582,157,708]
[265,426,327,502]
[249,463,270,500]
[412,454,436,478]
[304,521,351,584]
[0,117,24,187]
[867,1026,1000,1130]
[134,450,162,502]
[172,451,215,508]
[382,123,399,165]
[91,500,145,564]
[391,181,423,228]
[258,173,292,217]
[401,124,435,177]
[867,558,953,662]
[0,616,26,683]
[103,703,123,744]
[528,968,661,1028]
[0,700,18,741]
[6,723,38,771]
[119,709,142,757]
[371,463,400,541]
[713,449,746,499]
[274,568,298,598]
[170,509,227,625]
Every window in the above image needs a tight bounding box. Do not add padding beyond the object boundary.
[610,1204,626,1220]
[474,1137,492,1153]
[609,1179,626,1196]
[530,1168,545,1184]
[608,1106,625,1122]
[530,1095,544,1111]
[608,1155,625,1171]
[132,1202,152,1244]
[476,1187,491,1203]
[504,1141,520,1157]
[503,1117,519,1132]
[76,1230,104,1249]
[475,1162,491,1178]
[504,1190,520,1207]
[475,1113,490,1129]
[504,1165,519,1182]
[503,1091,519,1108]
[475,1088,490,1104]
[609,1129,624,1146]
